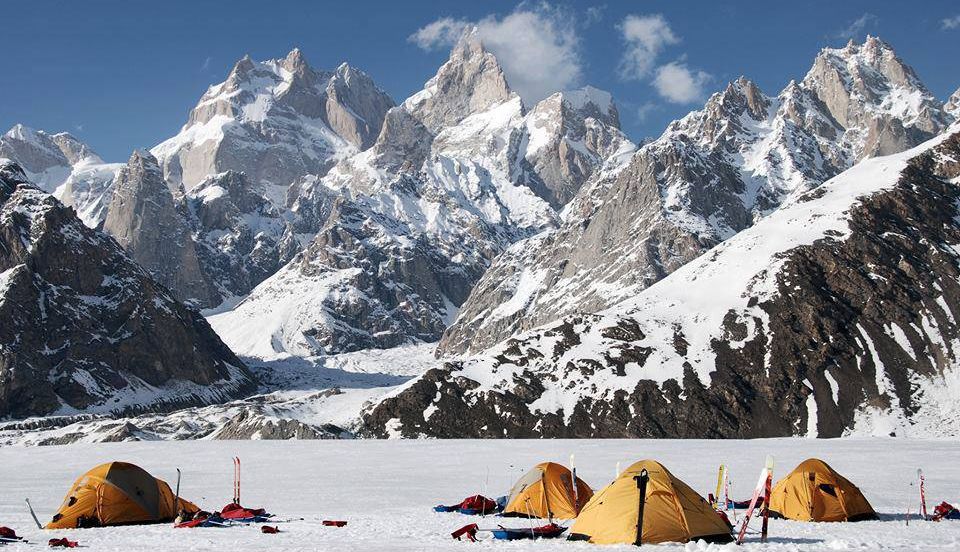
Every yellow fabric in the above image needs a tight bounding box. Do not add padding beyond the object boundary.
[570,459,732,545]
[47,462,198,529]
[770,458,876,522]
[502,462,593,520]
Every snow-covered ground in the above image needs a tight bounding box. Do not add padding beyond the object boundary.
[0,439,958,551]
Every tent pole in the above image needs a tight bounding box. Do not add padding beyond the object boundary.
[634,469,649,546]
[541,472,553,522]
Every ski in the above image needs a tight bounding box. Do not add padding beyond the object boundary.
[569,454,579,510]
[761,456,774,542]
[25,498,42,530]
[713,464,726,509]
[736,455,774,545]
[918,469,928,520]
[233,457,241,505]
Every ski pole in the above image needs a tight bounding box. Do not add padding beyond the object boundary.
[26,498,42,530]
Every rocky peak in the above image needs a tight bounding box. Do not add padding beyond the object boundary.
[556,86,620,128]
[281,47,309,73]
[666,77,771,154]
[403,26,516,134]
[50,132,101,165]
[0,125,70,179]
[802,36,948,143]
[153,49,392,190]
[0,163,255,419]
[518,87,634,208]
[103,150,218,306]
[228,54,256,81]
[947,88,960,120]
[324,61,396,149]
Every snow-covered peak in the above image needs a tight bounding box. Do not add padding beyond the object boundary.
[403,27,516,134]
[664,76,772,155]
[0,125,77,189]
[946,87,960,120]
[802,36,949,138]
[151,49,394,190]
[50,132,102,165]
[548,86,620,129]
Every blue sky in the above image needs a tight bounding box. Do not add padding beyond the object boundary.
[3,1,959,161]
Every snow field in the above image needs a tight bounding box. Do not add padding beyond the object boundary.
[0,439,958,551]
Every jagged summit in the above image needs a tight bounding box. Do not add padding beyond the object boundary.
[946,87,960,119]
[152,49,395,190]
[402,26,516,134]
[438,36,956,359]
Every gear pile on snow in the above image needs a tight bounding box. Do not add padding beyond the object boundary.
[434,495,500,515]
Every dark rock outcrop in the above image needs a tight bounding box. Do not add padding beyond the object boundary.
[0,161,255,419]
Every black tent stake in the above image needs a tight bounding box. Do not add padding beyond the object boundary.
[634,469,649,547]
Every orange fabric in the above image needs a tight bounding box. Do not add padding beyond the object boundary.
[570,459,732,545]
[47,462,198,529]
[503,462,593,519]
[769,458,876,522]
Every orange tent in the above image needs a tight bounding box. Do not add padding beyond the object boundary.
[570,459,733,545]
[769,458,877,522]
[47,462,198,529]
[502,462,592,520]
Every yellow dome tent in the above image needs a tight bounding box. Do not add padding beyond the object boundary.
[47,462,199,529]
[502,462,592,520]
[769,458,877,522]
[569,460,733,545]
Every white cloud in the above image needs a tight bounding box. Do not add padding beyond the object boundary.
[408,5,582,105]
[618,14,678,80]
[585,5,606,25]
[943,15,960,30]
[832,13,877,40]
[653,62,710,104]
[408,17,470,50]
[200,56,212,72]
[635,101,658,122]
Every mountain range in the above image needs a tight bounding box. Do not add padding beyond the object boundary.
[1,32,959,441]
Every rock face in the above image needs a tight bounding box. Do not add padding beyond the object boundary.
[364,127,960,438]
[439,37,956,357]
[0,125,122,226]
[208,30,632,357]
[103,151,219,306]
[947,88,960,119]
[184,170,298,303]
[151,49,395,193]
[0,161,255,420]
